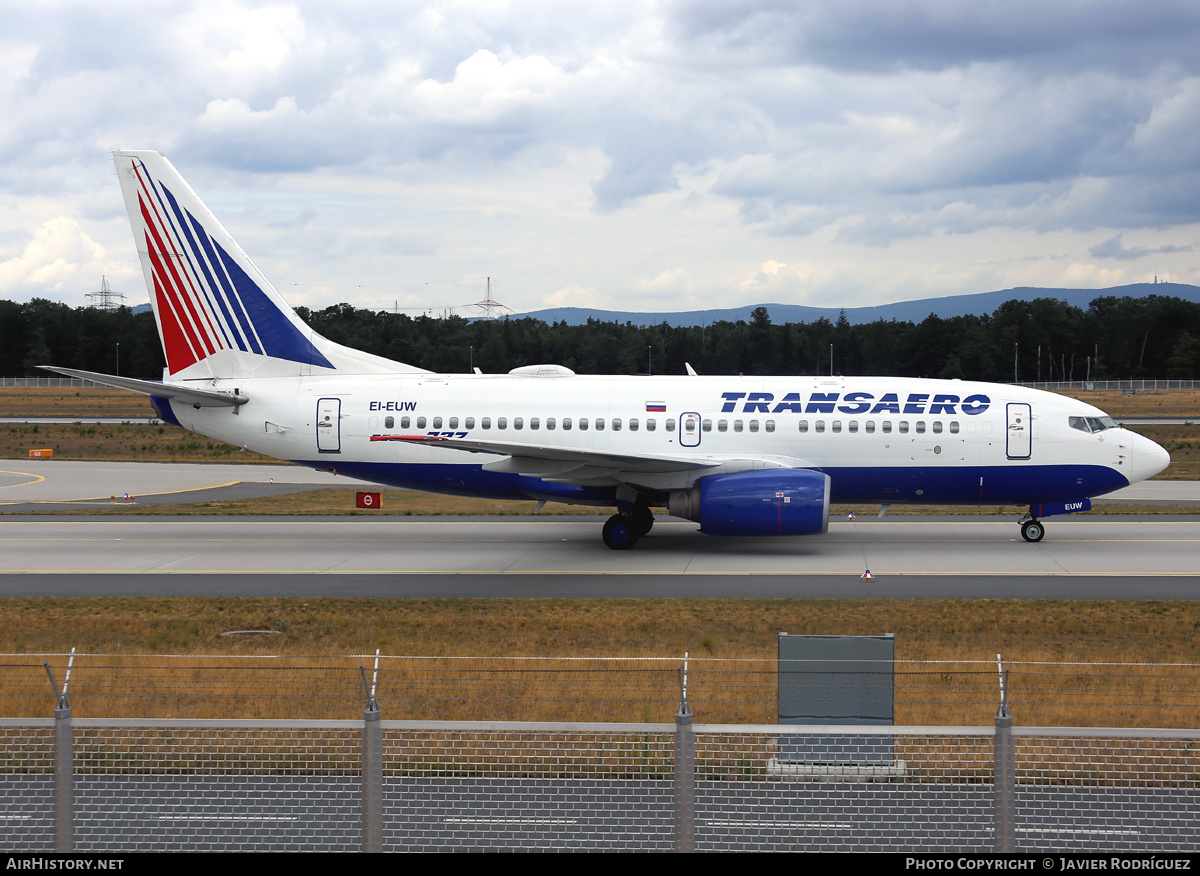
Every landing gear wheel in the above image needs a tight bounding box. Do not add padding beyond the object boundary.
[603,514,639,550]
[1021,520,1045,543]
[631,505,654,537]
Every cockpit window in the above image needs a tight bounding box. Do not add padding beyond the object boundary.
[1069,416,1119,433]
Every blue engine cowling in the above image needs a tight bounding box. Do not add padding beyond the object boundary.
[668,469,831,537]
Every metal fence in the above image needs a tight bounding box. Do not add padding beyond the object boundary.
[4,376,1200,392]
[5,654,1197,851]
[5,717,1200,852]
[0,377,107,388]
[1019,379,1200,391]
[7,654,1200,727]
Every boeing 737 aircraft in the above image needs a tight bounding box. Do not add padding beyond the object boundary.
[45,151,1170,549]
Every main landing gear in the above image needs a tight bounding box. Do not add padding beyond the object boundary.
[602,505,655,550]
[1020,518,1045,543]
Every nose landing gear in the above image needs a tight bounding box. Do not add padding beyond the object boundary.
[1019,518,1045,542]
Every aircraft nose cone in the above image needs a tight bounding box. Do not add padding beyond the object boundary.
[1127,432,1171,483]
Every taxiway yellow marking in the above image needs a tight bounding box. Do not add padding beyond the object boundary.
[0,480,246,506]
[0,469,46,490]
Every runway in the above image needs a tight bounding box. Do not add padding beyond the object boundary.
[1,514,1198,598]
[1,458,1198,508]
[0,459,337,511]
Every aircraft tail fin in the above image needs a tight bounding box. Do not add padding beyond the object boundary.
[113,150,428,380]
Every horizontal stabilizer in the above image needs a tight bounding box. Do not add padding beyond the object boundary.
[38,366,247,407]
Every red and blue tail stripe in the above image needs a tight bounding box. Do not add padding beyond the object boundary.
[131,159,332,374]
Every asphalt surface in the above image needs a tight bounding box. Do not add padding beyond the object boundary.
[0,514,1198,597]
[1,460,1197,598]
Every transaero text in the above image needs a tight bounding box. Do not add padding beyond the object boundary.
[720,391,991,415]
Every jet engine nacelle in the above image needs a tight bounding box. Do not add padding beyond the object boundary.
[668,469,831,537]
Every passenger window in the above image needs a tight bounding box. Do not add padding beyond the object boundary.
[497,417,507,430]
[932,421,942,434]
[481,417,490,429]
[881,421,892,433]
[563,418,571,430]
[432,417,443,429]
[718,420,728,432]
[734,420,744,433]
[579,418,588,431]
[865,421,875,433]
[702,419,712,432]
[798,420,808,433]
[417,417,427,429]
[949,421,960,434]
[848,420,858,433]
[749,420,759,432]
[385,416,394,429]
[465,417,475,428]
[612,419,622,431]
[815,420,825,433]
[765,420,775,433]
[915,421,925,434]
[831,420,841,433]
[666,419,676,432]
[401,416,411,429]
[646,419,656,432]
[629,418,639,431]
[546,418,555,430]
[530,418,539,430]
[514,417,524,430]
[898,421,909,434]
[595,418,605,431]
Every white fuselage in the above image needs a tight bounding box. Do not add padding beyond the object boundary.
[162,373,1167,509]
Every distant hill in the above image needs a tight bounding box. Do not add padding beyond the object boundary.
[512,282,1200,327]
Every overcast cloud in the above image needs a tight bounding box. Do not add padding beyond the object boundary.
[1,0,1197,315]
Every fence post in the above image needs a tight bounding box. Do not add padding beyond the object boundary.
[361,652,383,853]
[674,655,695,853]
[45,650,76,853]
[994,660,1015,852]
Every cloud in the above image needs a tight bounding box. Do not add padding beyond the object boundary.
[0,217,106,297]
[1089,233,1194,261]
[3,1,1200,312]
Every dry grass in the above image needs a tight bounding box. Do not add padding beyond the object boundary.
[1055,388,1200,418]
[0,422,276,464]
[4,599,1200,727]
[0,387,153,419]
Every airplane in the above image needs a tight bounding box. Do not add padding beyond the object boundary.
[45,150,1171,549]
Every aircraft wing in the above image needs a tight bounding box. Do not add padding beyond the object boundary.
[38,366,247,408]
[371,433,722,475]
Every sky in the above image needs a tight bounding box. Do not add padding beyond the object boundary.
[2,0,1199,317]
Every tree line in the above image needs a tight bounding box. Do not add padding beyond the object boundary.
[5,293,1200,381]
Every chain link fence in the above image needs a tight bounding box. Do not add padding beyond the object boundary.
[0,653,1194,851]
[5,718,1200,852]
